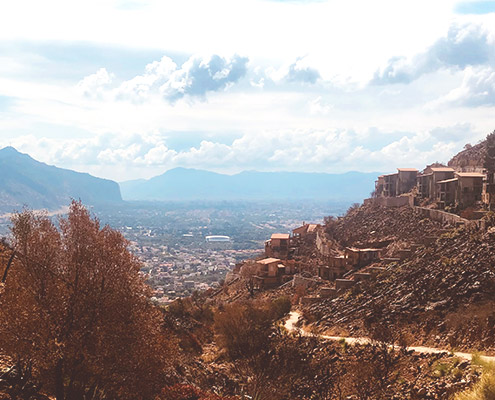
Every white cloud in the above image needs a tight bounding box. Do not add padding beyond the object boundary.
[431,66,495,107]
[2,124,481,181]
[159,54,249,101]
[116,56,177,101]
[372,22,495,84]
[83,54,249,102]
[309,96,332,115]
[77,68,114,98]
[286,57,321,84]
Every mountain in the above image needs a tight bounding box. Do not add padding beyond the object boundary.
[0,146,122,212]
[120,167,380,201]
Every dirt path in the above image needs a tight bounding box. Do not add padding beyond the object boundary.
[285,311,495,363]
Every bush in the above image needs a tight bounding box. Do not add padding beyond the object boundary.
[270,296,292,320]
[214,301,274,360]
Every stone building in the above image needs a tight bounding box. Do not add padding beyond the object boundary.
[265,233,290,258]
[417,167,455,200]
[375,168,418,198]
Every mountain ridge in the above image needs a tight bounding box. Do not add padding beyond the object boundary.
[0,146,122,212]
[120,167,382,201]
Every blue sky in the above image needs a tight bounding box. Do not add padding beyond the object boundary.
[1,0,495,181]
[456,1,495,14]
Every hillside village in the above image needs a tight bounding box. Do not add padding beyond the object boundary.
[230,135,495,304]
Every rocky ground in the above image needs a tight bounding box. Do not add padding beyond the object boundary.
[448,141,486,170]
[324,203,446,250]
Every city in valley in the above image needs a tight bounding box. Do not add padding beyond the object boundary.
[90,200,349,302]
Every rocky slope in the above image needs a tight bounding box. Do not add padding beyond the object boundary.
[324,203,445,249]
[305,203,495,352]
[448,141,486,170]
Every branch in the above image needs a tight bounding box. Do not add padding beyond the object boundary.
[2,250,16,284]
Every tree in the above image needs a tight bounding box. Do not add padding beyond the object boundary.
[0,201,173,400]
[239,262,259,296]
[484,132,495,210]
[484,131,495,176]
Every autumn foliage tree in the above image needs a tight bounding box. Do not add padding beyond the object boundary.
[0,201,173,400]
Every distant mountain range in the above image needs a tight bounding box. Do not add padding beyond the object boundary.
[0,146,381,210]
[0,147,122,212]
[120,168,380,201]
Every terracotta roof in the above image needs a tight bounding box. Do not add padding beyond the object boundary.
[271,233,290,240]
[397,168,418,172]
[456,172,485,178]
[431,167,455,172]
[307,224,318,232]
[257,258,281,264]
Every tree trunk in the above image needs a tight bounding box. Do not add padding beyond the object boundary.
[55,359,65,400]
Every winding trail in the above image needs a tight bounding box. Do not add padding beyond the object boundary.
[285,311,495,363]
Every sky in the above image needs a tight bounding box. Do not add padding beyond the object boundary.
[1,0,495,181]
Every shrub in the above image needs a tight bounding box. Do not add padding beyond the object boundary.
[214,301,274,360]
[270,296,292,319]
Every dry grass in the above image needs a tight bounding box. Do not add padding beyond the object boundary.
[454,355,495,400]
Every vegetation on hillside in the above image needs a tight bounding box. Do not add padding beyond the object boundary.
[0,201,171,400]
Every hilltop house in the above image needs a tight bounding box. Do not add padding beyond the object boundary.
[252,257,296,288]
[436,172,484,209]
[318,247,381,281]
[376,168,418,198]
[456,172,484,208]
[417,167,455,200]
[292,223,318,239]
[265,233,290,258]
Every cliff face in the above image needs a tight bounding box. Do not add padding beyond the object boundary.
[0,147,122,212]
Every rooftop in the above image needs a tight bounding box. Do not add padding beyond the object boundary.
[431,167,455,172]
[307,224,318,232]
[271,233,290,240]
[397,168,418,172]
[456,172,485,178]
[257,257,281,264]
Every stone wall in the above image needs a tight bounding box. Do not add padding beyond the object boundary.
[363,197,485,229]
[413,206,483,228]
